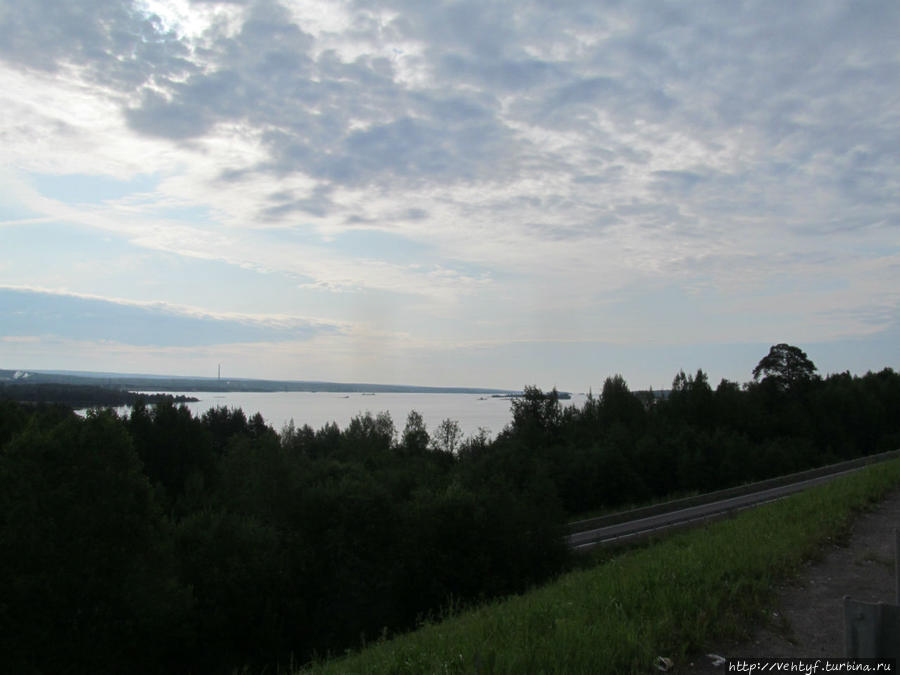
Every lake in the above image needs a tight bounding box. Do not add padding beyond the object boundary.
[114,391,588,440]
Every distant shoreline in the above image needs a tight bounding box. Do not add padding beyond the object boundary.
[0,382,198,408]
[0,368,551,396]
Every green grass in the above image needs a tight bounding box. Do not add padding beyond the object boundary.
[299,459,900,675]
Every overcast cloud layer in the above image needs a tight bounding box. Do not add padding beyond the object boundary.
[1,0,898,390]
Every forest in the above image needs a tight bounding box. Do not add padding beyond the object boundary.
[2,345,899,674]
[0,381,198,408]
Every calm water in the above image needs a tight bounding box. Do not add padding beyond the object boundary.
[112,391,588,440]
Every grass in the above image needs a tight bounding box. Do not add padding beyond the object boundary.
[298,458,900,675]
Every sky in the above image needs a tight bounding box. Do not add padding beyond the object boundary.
[1,0,898,392]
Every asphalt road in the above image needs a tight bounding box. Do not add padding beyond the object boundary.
[566,466,866,551]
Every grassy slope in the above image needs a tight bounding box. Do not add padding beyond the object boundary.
[300,458,900,674]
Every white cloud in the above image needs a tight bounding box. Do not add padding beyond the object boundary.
[1,0,898,387]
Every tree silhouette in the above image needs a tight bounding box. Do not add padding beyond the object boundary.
[752,343,818,390]
[401,410,429,454]
[431,417,462,454]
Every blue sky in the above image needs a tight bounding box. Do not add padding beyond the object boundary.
[1,0,898,391]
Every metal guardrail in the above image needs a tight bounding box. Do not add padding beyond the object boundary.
[567,448,900,551]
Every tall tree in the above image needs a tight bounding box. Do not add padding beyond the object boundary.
[431,418,462,454]
[752,343,818,391]
[509,386,563,446]
[401,410,430,454]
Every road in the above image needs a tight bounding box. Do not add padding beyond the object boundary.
[567,449,900,552]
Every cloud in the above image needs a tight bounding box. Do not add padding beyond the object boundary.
[0,0,193,87]
[1,0,899,387]
[0,286,338,347]
[126,89,218,139]
[10,0,898,235]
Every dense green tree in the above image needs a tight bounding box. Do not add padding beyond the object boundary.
[174,509,291,672]
[599,375,646,432]
[201,405,249,453]
[632,431,679,497]
[399,475,568,615]
[128,396,214,511]
[509,386,563,447]
[0,397,29,446]
[313,420,342,458]
[280,417,318,457]
[0,410,190,673]
[401,410,430,454]
[217,432,300,523]
[343,411,395,457]
[713,378,745,430]
[668,369,715,428]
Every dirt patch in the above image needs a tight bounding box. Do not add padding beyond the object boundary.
[682,490,900,672]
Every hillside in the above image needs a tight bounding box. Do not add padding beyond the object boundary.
[301,459,900,674]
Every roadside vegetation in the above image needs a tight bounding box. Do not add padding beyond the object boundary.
[1,344,899,673]
[302,457,900,674]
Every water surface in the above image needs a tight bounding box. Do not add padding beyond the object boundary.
[120,391,587,440]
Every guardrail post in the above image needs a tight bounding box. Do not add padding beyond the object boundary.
[844,598,900,658]
[844,530,900,658]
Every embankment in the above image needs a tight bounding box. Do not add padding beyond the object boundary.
[301,457,900,674]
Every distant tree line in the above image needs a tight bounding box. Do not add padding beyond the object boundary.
[0,382,198,408]
[1,345,899,673]
[488,344,900,516]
